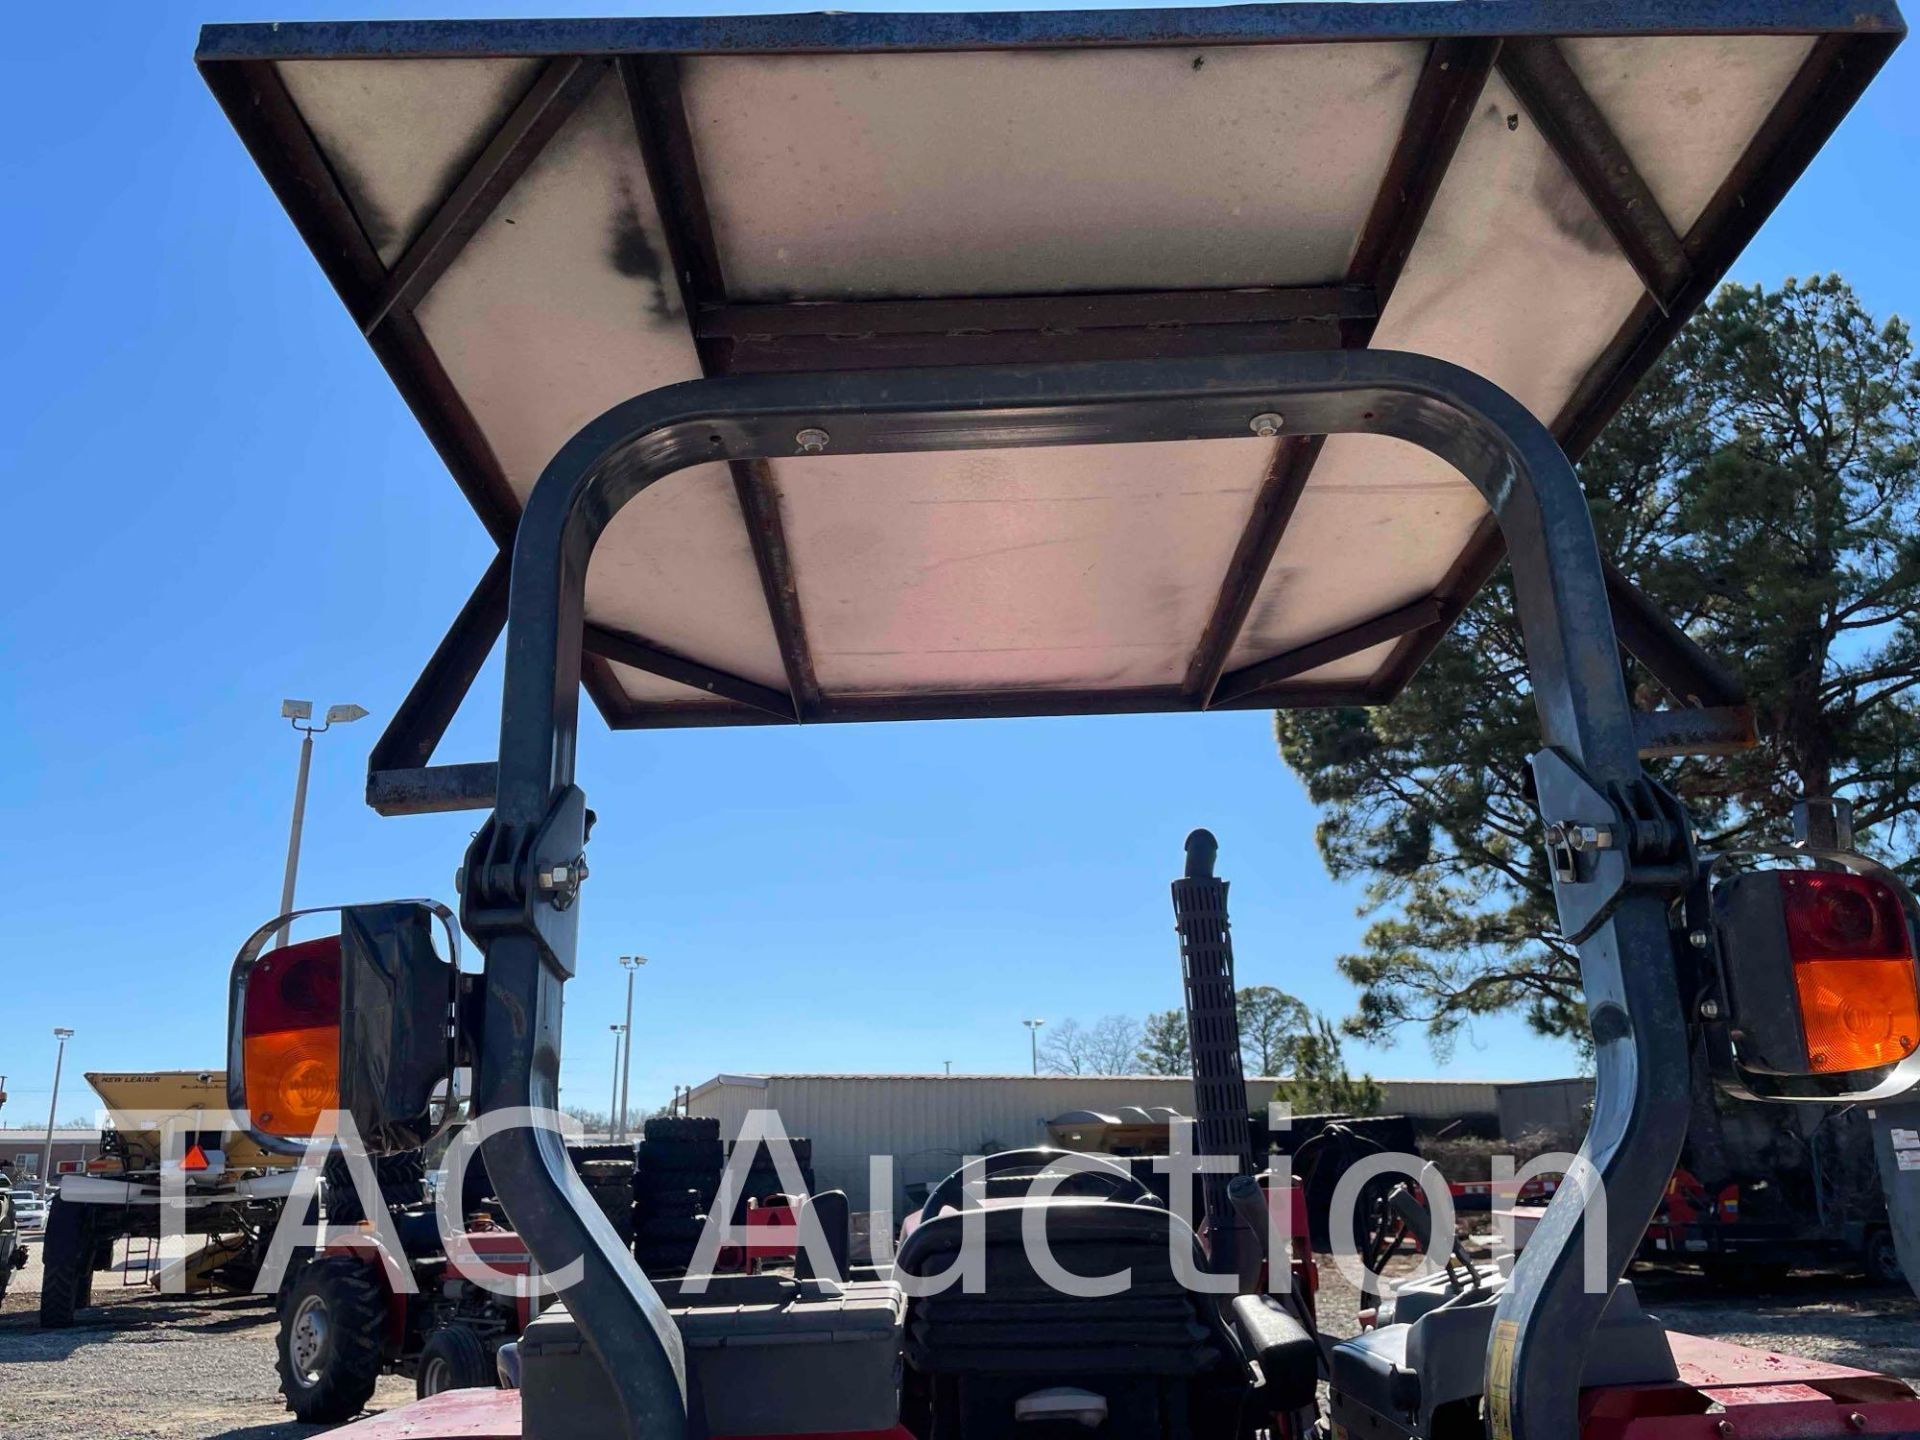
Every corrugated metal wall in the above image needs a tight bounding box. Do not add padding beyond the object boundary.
[686,1073,1585,1212]
[1495,1078,1594,1138]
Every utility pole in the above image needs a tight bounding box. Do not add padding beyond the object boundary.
[40,1028,74,1188]
[617,956,648,1139]
[274,700,368,947]
[1023,1019,1045,1075]
[608,1025,626,1138]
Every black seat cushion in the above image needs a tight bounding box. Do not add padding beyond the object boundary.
[897,1199,1240,1378]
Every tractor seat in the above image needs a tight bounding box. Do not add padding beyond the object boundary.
[895,1199,1246,1439]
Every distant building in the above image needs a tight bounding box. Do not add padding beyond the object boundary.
[686,1073,1591,1212]
[0,1127,101,1184]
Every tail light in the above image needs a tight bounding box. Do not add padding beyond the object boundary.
[240,936,343,1138]
[1711,865,1920,1099]
[1780,872,1918,1073]
[227,901,463,1155]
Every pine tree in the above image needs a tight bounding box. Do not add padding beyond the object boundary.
[1277,277,1920,1054]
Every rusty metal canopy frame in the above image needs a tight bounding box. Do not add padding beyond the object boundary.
[198,1,1898,791]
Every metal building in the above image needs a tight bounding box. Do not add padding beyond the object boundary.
[686,1073,1591,1213]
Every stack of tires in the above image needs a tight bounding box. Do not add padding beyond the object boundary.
[633,1117,723,1277]
[321,1150,428,1224]
[726,1135,815,1222]
[567,1143,638,1247]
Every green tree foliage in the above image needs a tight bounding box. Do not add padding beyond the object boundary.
[1276,276,1920,1055]
[1127,988,1345,1079]
[1272,1017,1385,1116]
[1237,985,1313,1075]
[1137,1009,1192,1075]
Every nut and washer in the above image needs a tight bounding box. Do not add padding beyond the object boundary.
[536,858,590,910]
[1249,412,1286,438]
[795,427,831,454]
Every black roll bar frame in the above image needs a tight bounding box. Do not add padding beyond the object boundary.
[458,348,1694,1440]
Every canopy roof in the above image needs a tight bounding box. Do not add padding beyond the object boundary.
[198,3,1901,730]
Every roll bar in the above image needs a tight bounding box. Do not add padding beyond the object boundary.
[459,349,1695,1440]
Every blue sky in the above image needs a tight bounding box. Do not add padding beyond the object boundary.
[2,2,1917,1130]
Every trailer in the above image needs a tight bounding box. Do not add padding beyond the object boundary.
[192,4,1919,1440]
[1643,1098,1905,1283]
[38,1070,297,1327]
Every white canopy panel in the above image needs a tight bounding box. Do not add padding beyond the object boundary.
[199,2,1903,728]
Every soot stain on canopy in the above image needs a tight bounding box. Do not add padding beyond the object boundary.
[608,179,680,323]
[1531,154,1615,259]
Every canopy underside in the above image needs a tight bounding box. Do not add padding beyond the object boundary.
[198,3,1902,729]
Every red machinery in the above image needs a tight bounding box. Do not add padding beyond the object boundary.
[278,1217,535,1421]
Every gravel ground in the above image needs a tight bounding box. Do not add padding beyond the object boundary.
[1313,1252,1920,1388]
[6,1236,1920,1437]
[0,1241,413,1440]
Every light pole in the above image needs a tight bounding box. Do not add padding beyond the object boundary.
[1023,1019,1045,1075]
[617,956,648,1140]
[41,1028,74,1190]
[274,699,369,947]
[608,1024,627,1138]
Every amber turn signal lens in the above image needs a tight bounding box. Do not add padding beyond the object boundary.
[243,1025,341,1137]
[1779,872,1919,1074]
[1794,959,1920,1074]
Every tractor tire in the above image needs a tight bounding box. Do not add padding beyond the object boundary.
[638,1173,718,1205]
[645,1116,719,1143]
[416,1323,495,1398]
[583,1182,636,1245]
[575,1158,637,1181]
[642,1137,723,1169]
[323,1150,429,1225]
[725,1136,811,1166]
[635,1243,693,1277]
[566,1143,637,1165]
[634,1194,705,1229]
[1867,1229,1906,1286]
[277,1255,388,1424]
[38,1196,97,1329]
[640,1159,719,1184]
[638,1215,706,1244]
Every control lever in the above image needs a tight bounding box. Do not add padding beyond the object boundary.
[1386,1183,1483,1293]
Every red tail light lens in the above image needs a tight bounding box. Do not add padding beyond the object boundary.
[1780,873,1919,1074]
[242,935,342,1137]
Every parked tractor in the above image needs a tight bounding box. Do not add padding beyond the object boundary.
[277,1211,535,1421]
[195,5,1919,1440]
[0,1179,25,1301]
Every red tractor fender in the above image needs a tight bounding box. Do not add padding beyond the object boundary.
[1582,1332,1920,1440]
[329,1389,917,1440]
[322,1235,412,1356]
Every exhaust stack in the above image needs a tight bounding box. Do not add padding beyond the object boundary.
[1171,829,1255,1275]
